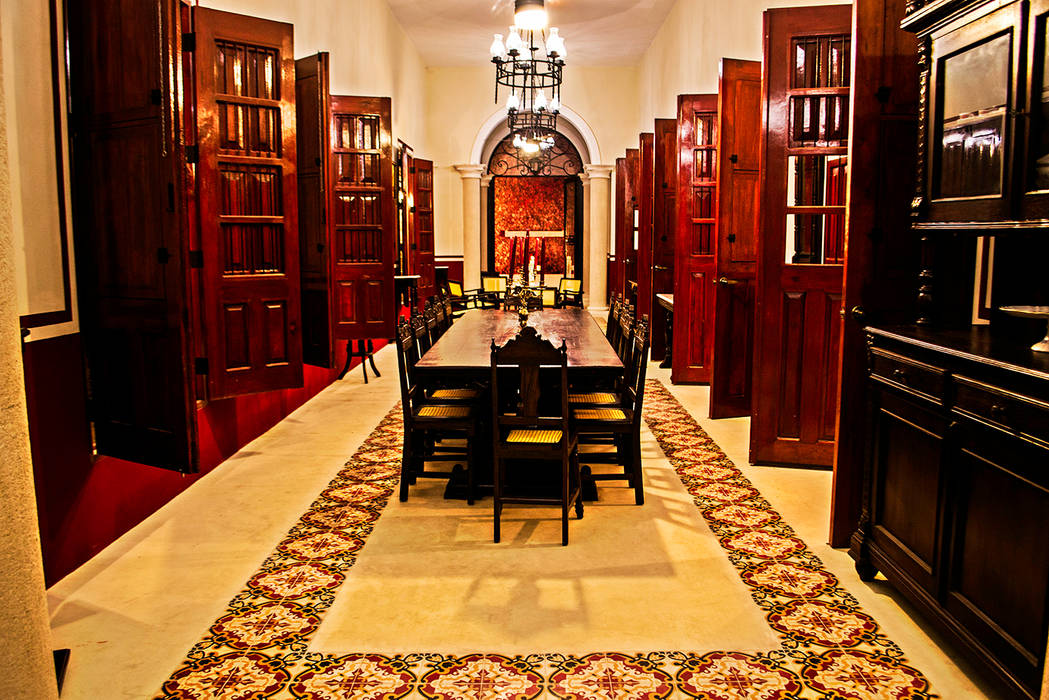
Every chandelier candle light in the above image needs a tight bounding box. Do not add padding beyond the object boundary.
[490,0,566,155]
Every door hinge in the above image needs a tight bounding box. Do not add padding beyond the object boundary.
[182,32,196,52]
[157,247,171,264]
[185,145,199,164]
[188,250,204,269]
[194,357,209,375]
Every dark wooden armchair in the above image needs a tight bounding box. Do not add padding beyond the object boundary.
[556,277,584,308]
[490,326,582,545]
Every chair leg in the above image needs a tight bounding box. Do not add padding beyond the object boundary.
[572,450,584,519]
[493,456,502,543]
[466,438,475,506]
[561,453,570,546]
[399,432,412,502]
[631,430,644,506]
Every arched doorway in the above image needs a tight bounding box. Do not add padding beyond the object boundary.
[485,131,584,288]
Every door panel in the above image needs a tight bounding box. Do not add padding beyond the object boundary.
[413,158,436,300]
[616,149,640,303]
[672,95,718,384]
[330,95,396,340]
[651,119,677,360]
[710,59,761,417]
[636,133,655,328]
[195,7,302,398]
[751,5,852,467]
[296,52,333,367]
[68,0,197,471]
[612,157,626,298]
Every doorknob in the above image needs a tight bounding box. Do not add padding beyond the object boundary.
[653,265,669,271]
[850,305,865,322]
[717,277,741,285]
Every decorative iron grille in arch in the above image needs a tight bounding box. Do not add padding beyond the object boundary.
[488,130,583,177]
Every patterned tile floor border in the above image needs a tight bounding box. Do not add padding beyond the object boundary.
[156,380,936,699]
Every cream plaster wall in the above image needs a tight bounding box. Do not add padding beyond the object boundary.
[426,64,639,257]
[198,0,428,152]
[637,0,851,131]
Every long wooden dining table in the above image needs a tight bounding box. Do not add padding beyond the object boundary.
[414,307,624,383]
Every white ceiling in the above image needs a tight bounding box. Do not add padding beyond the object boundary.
[386,0,679,66]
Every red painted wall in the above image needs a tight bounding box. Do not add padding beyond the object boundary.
[436,257,464,285]
[23,334,383,586]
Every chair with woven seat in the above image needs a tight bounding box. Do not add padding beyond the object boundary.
[572,316,649,505]
[539,286,558,309]
[480,273,509,308]
[615,306,635,363]
[411,307,483,403]
[555,277,584,308]
[424,298,444,343]
[605,295,621,341]
[395,318,478,504]
[490,325,582,545]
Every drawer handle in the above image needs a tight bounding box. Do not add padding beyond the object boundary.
[891,368,908,383]
[990,404,1008,421]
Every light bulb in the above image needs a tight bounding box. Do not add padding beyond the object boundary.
[556,38,567,60]
[506,26,525,54]
[522,140,540,153]
[533,91,548,112]
[546,27,564,57]
[548,95,560,113]
[514,0,548,31]
[513,134,523,147]
[506,92,520,112]
[490,34,506,60]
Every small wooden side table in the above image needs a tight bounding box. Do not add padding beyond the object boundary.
[656,293,674,369]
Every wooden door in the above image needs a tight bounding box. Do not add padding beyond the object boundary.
[709,59,762,417]
[296,52,332,368]
[672,95,718,384]
[616,149,639,302]
[194,8,302,399]
[651,118,677,360]
[751,5,852,467]
[830,0,918,545]
[68,0,197,471]
[412,158,437,301]
[329,95,396,340]
[637,133,655,326]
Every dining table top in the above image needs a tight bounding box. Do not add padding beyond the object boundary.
[415,308,624,373]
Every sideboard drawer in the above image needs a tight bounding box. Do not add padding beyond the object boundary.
[870,348,947,404]
[954,376,1049,449]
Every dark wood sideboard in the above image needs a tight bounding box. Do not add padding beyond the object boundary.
[852,325,1049,699]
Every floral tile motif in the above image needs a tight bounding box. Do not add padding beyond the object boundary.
[419,654,543,699]
[155,383,937,699]
[676,652,802,699]
[291,654,415,700]
[548,653,673,699]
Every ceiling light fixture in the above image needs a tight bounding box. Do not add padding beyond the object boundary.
[490,0,566,162]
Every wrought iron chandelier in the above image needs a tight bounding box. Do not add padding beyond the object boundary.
[490,0,567,157]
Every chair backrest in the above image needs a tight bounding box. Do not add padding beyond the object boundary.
[616,307,635,362]
[490,326,569,433]
[440,293,454,327]
[448,280,464,297]
[606,296,621,342]
[539,287,557,308]
[624,315,650,425]
[481,273,508,295]
[559,277,582,294]
[424,298,442,342]
[411,312,431,354]
[395,318,420,424]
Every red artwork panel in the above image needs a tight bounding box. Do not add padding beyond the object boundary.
[492,177,567,276]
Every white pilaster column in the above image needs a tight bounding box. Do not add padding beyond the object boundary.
[454,164,485,289]
[0,26,59,699]
[480,173,494,276]
[580,172,592,303]
[584,164,614,311]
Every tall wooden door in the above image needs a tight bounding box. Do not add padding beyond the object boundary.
[412,158,436,300]
[709,59,762,418]
[194,8,302,399]
[616,149,640,301]
[68,0,197,471]
[672,95,718,384]
[830,0,918,545]
[612,157,626,298]
[330,95,396,340]
[750,5,852,467]
[296,52,332,368]
[636,133,655,326]
[651,118,677,360]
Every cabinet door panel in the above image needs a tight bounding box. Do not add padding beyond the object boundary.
[947,428,1049,692]
[195,8,303,398]
[412,158,436,301]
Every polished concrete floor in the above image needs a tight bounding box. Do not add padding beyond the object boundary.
[47,335,1005,698]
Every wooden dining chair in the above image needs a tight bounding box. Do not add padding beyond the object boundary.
[605,295,621,342]
[572,316,650,505]
[480,273,509,308]
[615,306,636,363]
[556,278,584,308]
[424,298,444,343]
[539,286,558,309]
[490,326,582,545]
[412,312,432,354]
[395,318,478,504]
